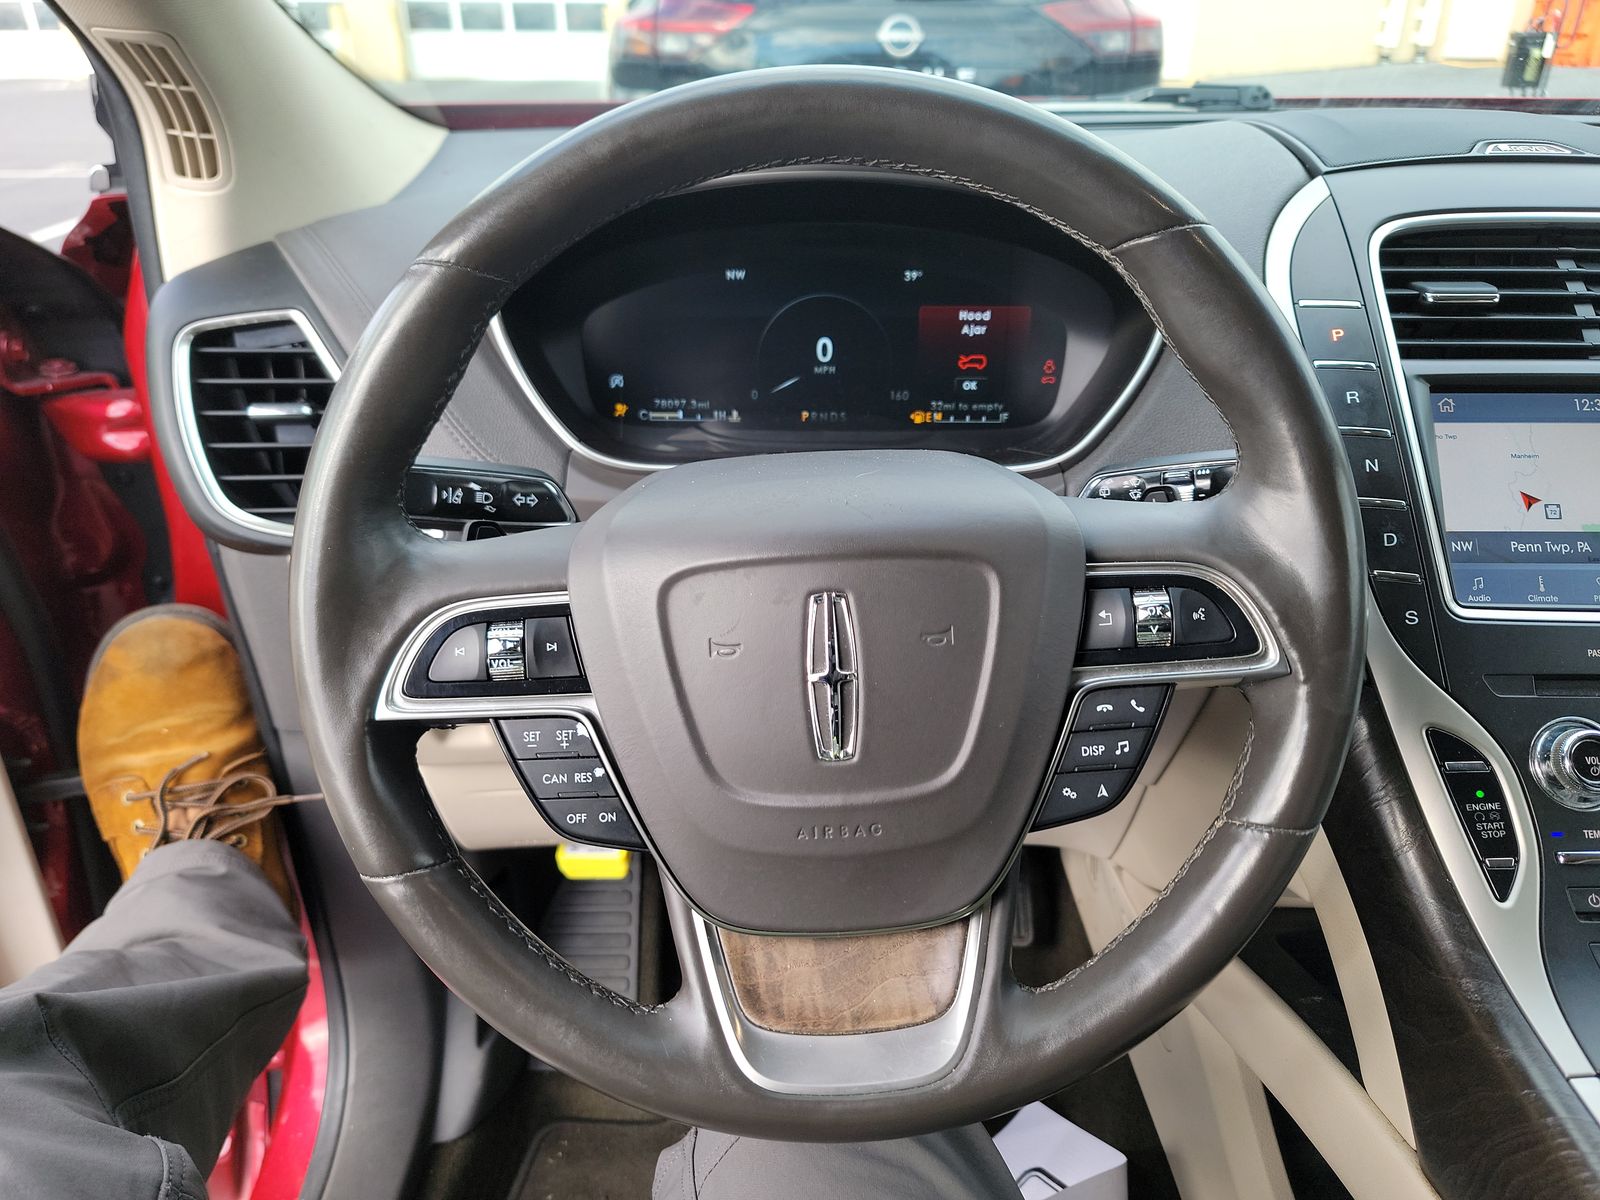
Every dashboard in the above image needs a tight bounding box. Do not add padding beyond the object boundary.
[142,107,1600,1160]
[497,179,1156,469]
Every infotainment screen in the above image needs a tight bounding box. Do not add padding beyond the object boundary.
[1431,391,1600,611]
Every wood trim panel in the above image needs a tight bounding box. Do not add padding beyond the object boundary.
[718,920,967,1036]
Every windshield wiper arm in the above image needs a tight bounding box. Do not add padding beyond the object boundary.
[1127,82,1274,112]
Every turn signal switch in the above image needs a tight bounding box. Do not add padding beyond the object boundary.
[1530,717,1600,812]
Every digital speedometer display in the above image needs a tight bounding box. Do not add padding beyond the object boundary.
[577,224,1070,432]
[498,178,1152,467]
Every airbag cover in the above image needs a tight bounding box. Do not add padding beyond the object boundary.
[568,451,1083,932]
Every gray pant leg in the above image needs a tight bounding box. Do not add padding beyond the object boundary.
[654,1125,1023,1199]
[0,840,307,1200]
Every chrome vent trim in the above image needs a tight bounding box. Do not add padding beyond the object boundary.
[172,311,341,542]
[1380,220,1600,361]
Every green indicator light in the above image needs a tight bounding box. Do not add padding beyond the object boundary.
[1475,789,1486,799]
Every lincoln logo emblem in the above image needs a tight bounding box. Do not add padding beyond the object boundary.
[806,591,859,762]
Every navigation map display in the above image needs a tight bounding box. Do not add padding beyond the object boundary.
[1432,391,1600,611]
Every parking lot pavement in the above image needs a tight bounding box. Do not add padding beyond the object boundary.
[0,78,113,250]
[1218,59,1600,101]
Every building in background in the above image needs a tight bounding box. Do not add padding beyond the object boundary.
[0,0,90,78]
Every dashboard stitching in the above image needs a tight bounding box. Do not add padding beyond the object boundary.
[394,263,516,525]
[1110,221,1209,254]
[414,257,516,286]
[1026,719,1257,995]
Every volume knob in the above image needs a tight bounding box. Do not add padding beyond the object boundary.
[1530,718,1600,811]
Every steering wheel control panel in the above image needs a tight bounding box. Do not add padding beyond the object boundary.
[495,714,644,849]
[1034,684,1172,828]
[404,463,575,540]
[404,602,591,700]
[1081,457,1237,504]
[1076,574,1258,667]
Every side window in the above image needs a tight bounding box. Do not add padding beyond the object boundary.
[0,6,114,251]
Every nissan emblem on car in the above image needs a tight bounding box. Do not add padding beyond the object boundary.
[806,591,860,762]
[876,13,925,60]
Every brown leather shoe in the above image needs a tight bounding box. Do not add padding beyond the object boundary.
[77,604,309,911]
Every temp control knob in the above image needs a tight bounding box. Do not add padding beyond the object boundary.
[1530,718,1600,811]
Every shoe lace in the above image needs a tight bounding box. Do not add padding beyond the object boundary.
[127,751,322,848]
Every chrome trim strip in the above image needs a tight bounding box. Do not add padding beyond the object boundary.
[692,906,987,1095]
[487,315,1165,478]
[1297,298,1364,309]
[1311,359,1379,370]
[1265,183,1590,1078]
[374,591,586,722]
[1263,177,1331,326]
[171,309,341,544]
[1364,600,1590,1077]
[1574,1077,1600,1124]
[1368,211,1600,624]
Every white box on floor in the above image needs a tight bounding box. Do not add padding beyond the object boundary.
[993,1102,1128,1200]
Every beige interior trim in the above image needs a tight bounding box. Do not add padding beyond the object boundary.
[1293,831,1416,1145]
[1066,852,1294,1200]
[60,0,443,279]
[0,762,64,986]
[1194,962,1438,1200]
[1057,678,1428,1199]
[417,724,559,850]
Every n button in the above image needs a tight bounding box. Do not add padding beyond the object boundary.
[1344,434,1407,501]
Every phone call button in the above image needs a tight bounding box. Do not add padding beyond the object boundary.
[1071,685,1169,732]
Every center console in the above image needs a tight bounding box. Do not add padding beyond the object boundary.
[1265,164,1600,1104]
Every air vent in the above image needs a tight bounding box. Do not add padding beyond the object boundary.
[181,316,336,530]
[100,31,226,184]
[1380,224,1600,361]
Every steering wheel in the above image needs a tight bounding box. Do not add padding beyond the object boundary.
[290,66,1363,1140]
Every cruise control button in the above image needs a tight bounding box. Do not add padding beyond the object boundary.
[1082,589,1134,650]
[428,624,485,682]
[515,757,616,799]
[1037,770,1132,826]
[538,797,643,848]
[498,716,593,759]
[525,616,582,678]
[1062,727,1151,772]
[1171,587,1235,645]
[1072,685,1167,731]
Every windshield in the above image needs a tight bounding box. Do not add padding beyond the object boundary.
[275,0,1599,115]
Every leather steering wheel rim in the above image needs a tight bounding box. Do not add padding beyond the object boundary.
[289,66,1365,1139]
